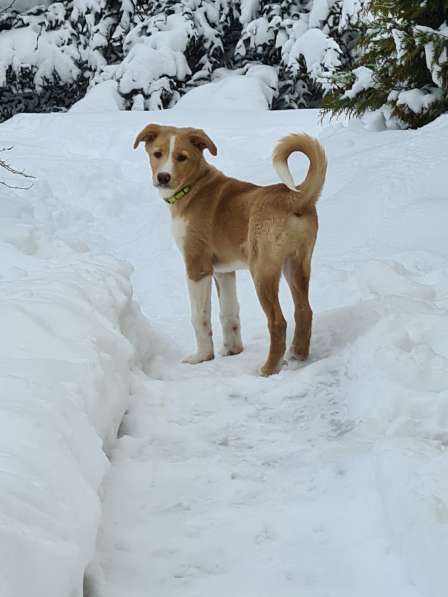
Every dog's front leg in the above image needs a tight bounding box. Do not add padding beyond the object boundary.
[182,275,214,364]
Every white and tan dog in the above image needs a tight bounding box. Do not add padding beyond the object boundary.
[134,124,327,376]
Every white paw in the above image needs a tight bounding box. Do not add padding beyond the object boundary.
[221,344,243,357]
[182,352,214,365]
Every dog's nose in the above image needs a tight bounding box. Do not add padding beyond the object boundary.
[157,172,171,185]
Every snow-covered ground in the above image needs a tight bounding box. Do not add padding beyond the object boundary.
[1,103,448,597]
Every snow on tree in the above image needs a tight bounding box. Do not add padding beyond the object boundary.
[106,0,226,110]
[234,0,365,108]
[0,0,369,119]
[0,2,88,121]
[323,0,448,128]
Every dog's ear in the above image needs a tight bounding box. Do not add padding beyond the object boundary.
[189,129,217,156]
[133,124,161,149]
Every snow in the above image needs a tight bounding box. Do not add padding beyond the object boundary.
[1,102,448,597]
[0,24,81,90]
[285,27,341,81]
[174,67,278,111]
[70,80,124,113]
[239,0,261,26]
[125,14,192,54]
[0,0,373,117]
[0,252,152,596]
[340,0,366,26]
[235,16,276,57]
[396,87,443,114]
[308,0,332,28]
[0,0,50,11]
[0,123,152,597]
[420,36,448,88]
[343,65,374,99]
[392,28,406,62]
[116,45,189,96]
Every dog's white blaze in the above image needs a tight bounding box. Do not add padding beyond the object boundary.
[171,216,187,253]
[159,135,176,176]
[213,260,247,273]
[273,157,297,192]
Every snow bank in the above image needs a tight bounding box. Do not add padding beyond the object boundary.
[317,116,448,444]
[174,67,277,111]
[70,80,124,113]
[0,147,151,596]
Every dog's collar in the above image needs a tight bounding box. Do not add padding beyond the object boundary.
[164,185,191,206]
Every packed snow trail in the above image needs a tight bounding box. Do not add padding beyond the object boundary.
[2,109,448,597]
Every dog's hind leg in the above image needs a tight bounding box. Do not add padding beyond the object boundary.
[251,264,286,376]
[182,275,214,364]
[283,255,312,361]
[214,272,243,356]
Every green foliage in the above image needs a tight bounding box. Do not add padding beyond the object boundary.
[323,0,448,128]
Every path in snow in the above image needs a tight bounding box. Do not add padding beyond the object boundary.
[91,332,426,597]
[2,110,448,597]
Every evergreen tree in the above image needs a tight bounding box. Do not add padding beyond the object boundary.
[92,0,229,110]
[0,0,367,119]
[323,0,448,128]
[0,0,137,121]
[234,0,364,109]
[0,2,89,121]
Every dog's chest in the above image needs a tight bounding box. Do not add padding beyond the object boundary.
[171,216,187,253]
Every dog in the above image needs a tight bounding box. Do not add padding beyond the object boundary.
[134,124,327,376]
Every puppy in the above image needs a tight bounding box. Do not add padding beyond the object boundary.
[134,124,327,376]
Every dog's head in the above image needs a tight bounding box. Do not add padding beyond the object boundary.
[133,124,217,198]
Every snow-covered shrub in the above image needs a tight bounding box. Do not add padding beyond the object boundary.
[234,0,365,108]
[103,0,226,110]
[323,1,448,128]
[0,2,89,120]
[0,0,368,118]
[0,0,135,120]
[172,64,279,110]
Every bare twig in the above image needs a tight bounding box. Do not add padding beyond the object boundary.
[0,157,36,179]
[0,179,34,190]
[0,145,36,190]
[0,0,17,15]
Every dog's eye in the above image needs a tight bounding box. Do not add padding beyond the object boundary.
[176,154,187,162]
[153,151,162,159]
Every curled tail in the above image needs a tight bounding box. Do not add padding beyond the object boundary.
[272,133,327,212]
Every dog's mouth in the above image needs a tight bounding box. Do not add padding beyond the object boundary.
[155,182,172,190]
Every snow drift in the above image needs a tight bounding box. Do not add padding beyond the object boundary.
[0,160,152,596]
